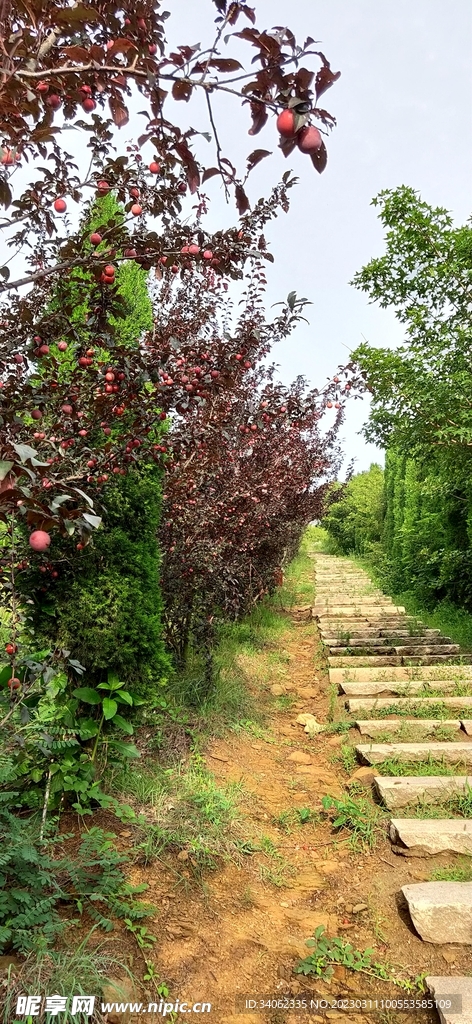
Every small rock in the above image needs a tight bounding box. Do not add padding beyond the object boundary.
[288,750,313,764]
[102,978,136,1024]
[441,949,458,964]
[328,735,342,747]
[352,903,368,914]
[271,683,286,696]
[348,766,376,786]
[119,830,132,838]
[177,850,189,861]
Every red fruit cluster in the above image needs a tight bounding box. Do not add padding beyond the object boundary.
[276,109,323,154]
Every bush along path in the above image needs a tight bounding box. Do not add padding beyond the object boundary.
[314,550,472,1022]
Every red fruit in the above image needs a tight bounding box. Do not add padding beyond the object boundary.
[79,84,92,95]
[57,341,68,351]
[188,244,200,256]
[178,182,186,193]
[326,401,333,408]
[276,109,297,138]
[131,203,142,216]
[31,409,42,420]
[5,643,17,656]
[29,530,51,552]
[137,17,146,29]
[7,677,21,691]
[14,353,24,364]
[124,248,137,258]
[36,81,49,93]
[53,198,67,213]
[105,372,115,382]
[38,344,50,356]
[87,459,96,468]
[297,126,322,153]
[171,265,179,274]
[61,404,73,415]
[46,93,62,110]
[82,98,96,112]
[244,361,252,369]
[90,232,102,245]
[1,149,15,166]
[103,427,111,435]
[160,256,168,265]
[203,250,213,260]
[130,187,140,198]
[149,160,160,173]
[78,429,87,436]
[149,43,157,55]
[235,354,242,361]
[97,180,110,193]
[78,357,89,367]
[104,265,115,277]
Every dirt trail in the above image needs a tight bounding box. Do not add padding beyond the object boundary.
[128,552,471,1023]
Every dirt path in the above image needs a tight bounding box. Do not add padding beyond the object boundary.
[125,547,471,1024]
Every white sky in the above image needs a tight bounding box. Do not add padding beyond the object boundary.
[164,0,472,473]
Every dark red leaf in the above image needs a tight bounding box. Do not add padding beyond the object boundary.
[108,96,129,128]
[295,68,314,95]
[247,101,267,136]
[246,148,271,172]
[315,66,341,101]
[0,178,12,209]
[54,4,101,23]
[90,44,105,64]
[279,136,298,159]
[208,58,243,72]
[202,167,222,183]
[106,39,138,57]
[310,139,327,174]
[235,183,250,215]
[61,46,90,62]
[241,5,256,24]
[172,80,193,102]
[174,140,200,193]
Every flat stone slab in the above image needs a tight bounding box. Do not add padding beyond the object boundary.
[401,882,472,943]
[317,606,405,617]
[426,976,472,1024]
[329,644,459,658]
[357,742,472,765]
[326,636,450,647]
[330,666,472,684]
[462,721,472,736]
[391,819,472,855]
[341,680,463,696]
[374,775,472,810]
[348,696,472,713]
[356,719,461,737]
[329,653,464,668]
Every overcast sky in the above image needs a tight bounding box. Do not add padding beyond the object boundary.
[164,0,472,473]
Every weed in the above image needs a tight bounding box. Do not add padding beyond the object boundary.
[327,682,338,722]
[322,792,385,849]
[295,926,426,992]
[325,719,352,735]
[330,744,357,774]
[377,756,470,777]
[407,783,472,819]
[274,694,296,711]
[430,860,472,882]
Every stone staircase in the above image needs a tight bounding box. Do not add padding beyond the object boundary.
[314,553,472,1022]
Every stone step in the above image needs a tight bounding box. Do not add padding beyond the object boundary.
[341,680,466,696]
[328,644,459,658]
[357,741,472,766]
[325,635,449,647]
[317,626,436,634]
[401,882,472,944]
[426,975,472,1024]
[390,819,472,856]
[374,775,472,810]
[348,696,472,714]
[356,719,462,737]
[330,666,472,684]
[319,617,420,628]
[317,605,406,617]
[329,652,464,668]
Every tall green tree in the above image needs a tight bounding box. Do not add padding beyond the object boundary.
[322,463,384,556]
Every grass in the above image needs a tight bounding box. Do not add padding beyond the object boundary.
[406,783,472,818]
[107,753,249,872]
[361,700,471,718]
[330,744,357,774]
[321,792,386,849]
[0,943,135,1024]
[430,860,472,882]
[376,755,471,776]
[369,723,460,743]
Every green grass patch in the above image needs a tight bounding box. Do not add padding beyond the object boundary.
[375,755,470,776]
[321,792,386,849]
[406,783,472,818]
[430,860,472,882]
[366,701,469,719]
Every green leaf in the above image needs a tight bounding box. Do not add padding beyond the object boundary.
[112,714,134,734]
[78,718,99,739]
[108,740,141,759]
[114,690,133,705]
[0,461,13,481]
[72,687,102,704]
[102,697,118,720]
